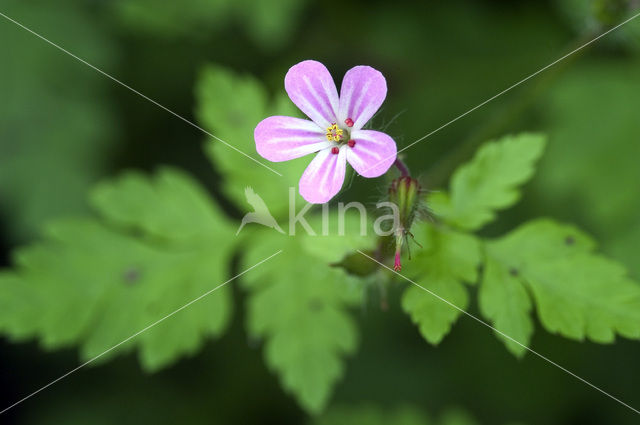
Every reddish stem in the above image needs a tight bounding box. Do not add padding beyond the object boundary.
[394,158,410,177]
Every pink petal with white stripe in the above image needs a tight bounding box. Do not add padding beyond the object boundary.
[338,66,387,130]
[299,147,347,204]
[285,60,339,129]
[255,116,330,162]
[346,130,397,178]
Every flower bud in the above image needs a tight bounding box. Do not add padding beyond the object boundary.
[388,176,420,231]
[388,176,421,271]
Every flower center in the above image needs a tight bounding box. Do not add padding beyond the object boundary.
[325,123,344,142]
[325,123,355,151]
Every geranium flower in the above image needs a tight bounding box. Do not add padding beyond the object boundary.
[254,60,397,204]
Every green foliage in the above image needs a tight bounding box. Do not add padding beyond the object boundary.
[0,0,118,240]
[90,168,228,245]
[486,219,640,344]
[241,214,376,413]
[478,255,533,357]
[429,134,546,231]
[533,60,640,276]
[0,168,236,371]
[110,0,308,49]
[2,49,640,420]
[195,65,307,219]
[2,1,640,421]
[402,224,481,344]
[404,133,640,358]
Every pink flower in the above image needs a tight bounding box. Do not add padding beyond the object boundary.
[394,251,402,272]
[254,60,397,204]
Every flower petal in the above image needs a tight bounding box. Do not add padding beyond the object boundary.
[338,66,387,130]
[285,60,339,129]
[255,116,330,162]
[346,130,397,178]
[299,147,347,204]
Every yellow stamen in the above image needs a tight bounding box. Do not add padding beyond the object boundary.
[325,123,343,142]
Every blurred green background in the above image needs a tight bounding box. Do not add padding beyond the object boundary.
[1,0,639,423]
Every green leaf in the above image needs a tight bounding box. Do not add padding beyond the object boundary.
[402,222,481,345]
[478,255,533,357]
[0,168,237,371]
[241,213,376,414]
[195,65,307,219]
[313,404,431,425]
[90,168,227,245]
[487,219,640,345]
[430,133,546,231]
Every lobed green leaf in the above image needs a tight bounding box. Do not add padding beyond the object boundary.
[0,168,237,371]
[430,133,546,231]
[484,219,640,350]
[241,213,376,413]
[402,222,481,345]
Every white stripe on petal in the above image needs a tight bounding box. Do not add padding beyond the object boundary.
[299,147,347,204]
[338,66,387,130]
[285,61,339,128]
[346,130,397,178]
[255,116,328,162]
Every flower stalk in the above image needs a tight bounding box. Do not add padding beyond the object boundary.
[393,158,410,177]
[388,174,421,271]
